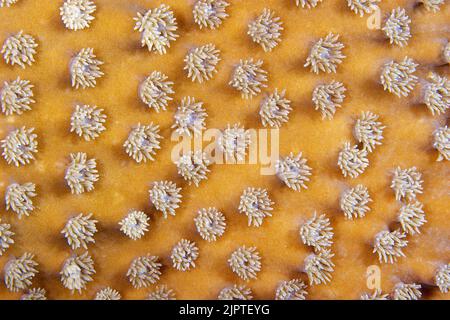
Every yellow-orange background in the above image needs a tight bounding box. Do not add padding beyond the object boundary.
[0,0,449,299]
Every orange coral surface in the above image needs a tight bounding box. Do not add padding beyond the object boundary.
[0,0,449,299]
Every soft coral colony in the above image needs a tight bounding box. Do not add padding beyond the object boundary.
[0,0,448,301]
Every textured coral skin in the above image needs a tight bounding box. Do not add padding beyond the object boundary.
[0,0,449,299]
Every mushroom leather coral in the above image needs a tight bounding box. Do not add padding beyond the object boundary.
[0,0,448,299]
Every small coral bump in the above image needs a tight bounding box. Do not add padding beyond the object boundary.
[398,200,426,235]
[382,8,411,47]
[337,142,369,178]
[0,219,14,256]
[373,229,408,264]
[184,44,220,83]
[5,182,36,218]
[119,210,150,240]
[300,212,334,252]
[60,252,95,294]
[304,33,345,74]
[360,289,389,300]
[218,123,251,162]
[228,246,261,281]
[176,151,210,187]
[148,285,176,300]
[134,4,178,55]
[354,111,385,153]
[340,184,372,219]
[218,284,253,300]
[61,213,98,249]
[304,250,335,286]
[275,279,308,300]
[193,0,229,30]
[295,0,323,9]
[390,166,423,201]
[194,207,226,242]
[70,48,104,89]
[347,0,380,17]
[149,180,182,218]
[0,0,19,8]
[1,31,38,68]
[420,0,445,12]
[312,81,346,120]
[229,59,268,99]
[172,97,208,137]
[21,288,47,300]
[126,255,162,288]
[60,0,96,31]
[4,252,38,292]
[238,187,274,227]
[435,264,450,293]
[276,152,312,191]
[393,283,422,300]
[248,8,283,52]
[259,89,292,128]
[1,126,38,166]
[70,104,106,141]
[433,125,450,161]
[65,152,99,194]
[95,287,121,300]
[139,71,174,112]
[1,77,35,116]
[171,239,199,271]
[423,73,450,116]
[124,123,162,163]
[380,57,418,98]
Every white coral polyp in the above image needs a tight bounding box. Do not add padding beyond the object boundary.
[60,0,96,31]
